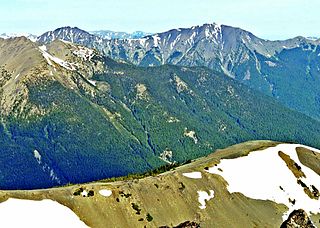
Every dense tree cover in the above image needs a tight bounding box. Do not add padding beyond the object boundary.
[1,58,320,190]
[237,45,320,121]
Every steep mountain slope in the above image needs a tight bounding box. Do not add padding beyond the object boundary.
[1,141,319,227]
[2,38,320,190]
[37,24,320,120]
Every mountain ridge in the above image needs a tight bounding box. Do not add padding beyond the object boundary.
[36,23,320,121]
[0,140,319,227]
[1,38,320,190]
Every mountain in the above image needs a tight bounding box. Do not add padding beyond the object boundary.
[36,26,103,45]
[2,37,320,190]
[1,141,319,227]
[91,30,152,39]
[0,32,37,42]
[37,24,320,121]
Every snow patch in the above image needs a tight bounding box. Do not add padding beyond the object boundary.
[33,150,41,164]
[39,46,76,71]
[81,190,88,197]
[206,143,320,220]
[170,34,181,49]
[0,198,87,227]
[14,73,20,80]
[265,61,277,67]
[183,172,202,179]
[87,79,96,86]
[152,35,161,47]
[167,116,180,123]
[197,190,215,209]
[73,46,94,61]
[99,189,112,197]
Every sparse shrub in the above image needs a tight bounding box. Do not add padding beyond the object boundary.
[73,187,84,196]
[146,213,153,222]
[179,182,185,191]
[131,203,141,215]
[88,190,94,197]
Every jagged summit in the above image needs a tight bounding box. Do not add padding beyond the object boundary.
[37,26,101,44]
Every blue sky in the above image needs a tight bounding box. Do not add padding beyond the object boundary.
[0,0,318,40]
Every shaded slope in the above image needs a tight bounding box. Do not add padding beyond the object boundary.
[1,39,320,190]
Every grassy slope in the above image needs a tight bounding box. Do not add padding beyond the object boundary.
[0,140,310,228]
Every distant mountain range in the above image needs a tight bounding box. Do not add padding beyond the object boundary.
[0,29,150,43]
[90,30,152,39]
[0,32,37,42]
[35,24,320,121]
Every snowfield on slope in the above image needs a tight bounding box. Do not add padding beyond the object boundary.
[39,45,76,70]
[0,198,87,228]
[206,143,320,220]
[183,171,202,179]
[197,190,215,209]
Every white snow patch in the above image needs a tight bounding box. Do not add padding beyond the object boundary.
[167,116,180,123]
[170,34,181,49]
[73,47,94,61]
[87,79,97,86]
[39,45,47,52]
[183,172,202,179]
[39,46,76,71]
[99,189,112,197]
[265,61,277,67]
[81,190,88,197]
[0,198,87,228]
[33,150,41,164]
[187,31,197,45]
[59,39,74,45]
[152,35,161,47]
[197,190,215,209]
[206,143,320,220]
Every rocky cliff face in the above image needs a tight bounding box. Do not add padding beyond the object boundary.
[281,209,315,228]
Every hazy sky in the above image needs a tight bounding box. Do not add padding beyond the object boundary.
[0,0,318,40]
